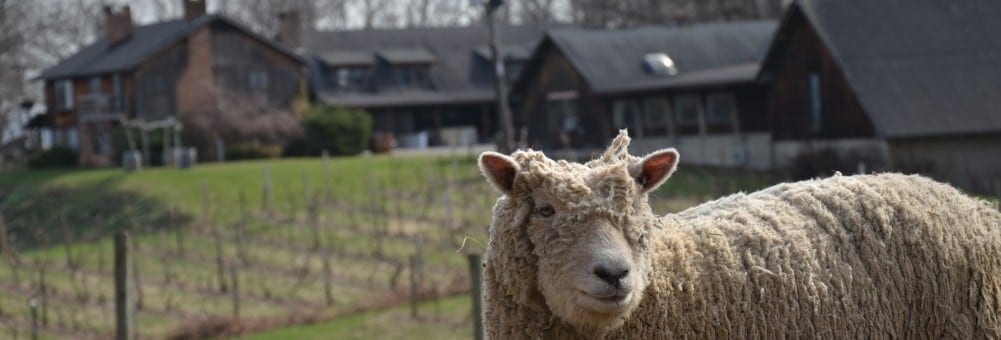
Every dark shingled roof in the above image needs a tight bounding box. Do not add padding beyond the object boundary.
[318,51,375,66]
[38,15,303,80]
[376,48,437,64]
[473,45,534,61]
[766,0,1001,138]
[305,24,556,107]
[537,21,777,95]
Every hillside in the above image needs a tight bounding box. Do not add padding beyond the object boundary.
[0,154,774,338]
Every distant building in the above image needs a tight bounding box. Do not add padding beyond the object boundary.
[288,23,555,148]
[512,22,777,168]
[36,0,304,166]
[758,0,1001,193]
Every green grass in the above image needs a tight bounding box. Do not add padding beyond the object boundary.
[242,295,473,340]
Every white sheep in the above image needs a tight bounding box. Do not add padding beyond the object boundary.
[477,130,1001,339]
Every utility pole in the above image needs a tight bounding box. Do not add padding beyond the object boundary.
[483,0,515,153]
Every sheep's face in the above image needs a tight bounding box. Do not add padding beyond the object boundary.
[480,132,678,334]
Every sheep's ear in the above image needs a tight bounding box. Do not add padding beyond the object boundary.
[630,148,679,193]
[479,151,520,195]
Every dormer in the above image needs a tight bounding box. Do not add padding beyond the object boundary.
[377,48,435,89]
[318,51,375,91]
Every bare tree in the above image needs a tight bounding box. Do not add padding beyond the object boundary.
[568,0,783,28]
[520,0,559,23]
[0,0,101,145]
[180,85,302,156]
[215,0,320,36]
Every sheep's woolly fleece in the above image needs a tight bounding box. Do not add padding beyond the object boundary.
[481,131,1001,339]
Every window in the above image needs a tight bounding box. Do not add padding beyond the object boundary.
[505,61,523,83]
[674,95,700,127]
[336,67,369,89]
[545,97,579,148]
[706,93,736,124]
[337,68,350,88]
[89,77,101,94]
[396,65,431,88]
[547,99,579,132]
[249,70,269,90]
[643,98,669,126]
[112,74,124,111]
[809,73,822,133]
[642,97,670,136]
[54,127,79,150]
[612,99,641,134]
[54,80,74,110]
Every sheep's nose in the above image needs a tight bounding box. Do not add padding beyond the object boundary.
[593,265,630,287]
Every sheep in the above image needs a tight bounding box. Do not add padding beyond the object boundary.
[477,130,1001,339]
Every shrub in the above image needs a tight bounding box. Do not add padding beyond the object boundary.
[296,105,372,156]
[28,146,78,168]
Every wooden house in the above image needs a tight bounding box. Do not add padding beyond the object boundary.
[512,22,777,168]
[758,0,1001,193]
[36,0,304,166]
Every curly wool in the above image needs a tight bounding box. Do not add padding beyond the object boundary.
[483,134,1001,339]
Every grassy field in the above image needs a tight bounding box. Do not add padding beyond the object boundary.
[0,152,777,338]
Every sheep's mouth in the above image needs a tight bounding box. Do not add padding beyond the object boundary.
[578,290,632,313]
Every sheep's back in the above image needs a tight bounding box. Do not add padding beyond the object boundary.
[619,173,1001,339]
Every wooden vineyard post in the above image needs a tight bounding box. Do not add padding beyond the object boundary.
[213,228,227,294]
[204,183,227,293]
[410,254,419,319]
[322,250,333,306]
[302,172,311,213]
[237,190,249,265]
[29,297,38,340]
[409,235,426,320]
[114,231,133,340]
[38,266,47,327]
[130,233,144,310]
[322,150,332,203]
[0,215,20,288]
[171,206,184,257]
[467,254,484,340]
[60,212,76,270]
[262,165,273,214]
[309,195,321,250]
[230,265,240,319]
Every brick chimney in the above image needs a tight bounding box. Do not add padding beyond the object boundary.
[104,5,133,45]
[183,0,207,21]
[276,11,301,49]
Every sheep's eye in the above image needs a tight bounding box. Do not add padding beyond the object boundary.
[535,205,556,217]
